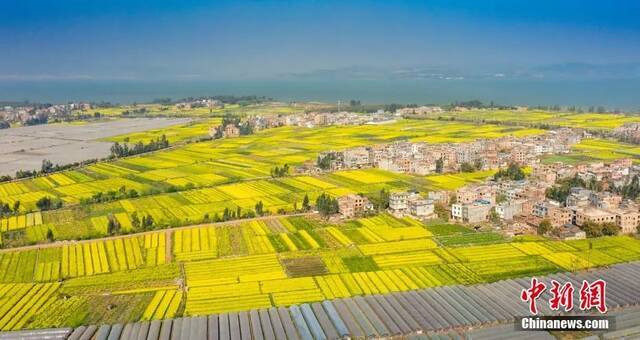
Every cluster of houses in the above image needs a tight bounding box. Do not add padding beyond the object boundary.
[0,102,92,124]
[209,111,396,139]
[336,191,436,219]
[335,157,640,240]
[613,122,640,144]
[305,128,583,175]
[175,99,224,110]
[395,106,444,115]
[450,158,640,239]
[245,111,395,131]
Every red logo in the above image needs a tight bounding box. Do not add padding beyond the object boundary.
[521,278,607,315]
[521,278,546,315]
[579,279,607,313]
[549,280,574,312]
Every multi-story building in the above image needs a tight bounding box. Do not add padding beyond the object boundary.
[224,124,240,138]
[337,194,372,218]
[343,147,371,168]
[575,208,616,226]
[451,201,492,223]
[389,191,434,219]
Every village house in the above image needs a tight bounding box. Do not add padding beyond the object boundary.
[613,208,640,234]
[343,147,372,169]
[303,128,582,176]
[557,225,587,240]
[575,208,616,226]
[428,191,450,205]
[451,200,492,223]
[224,124,241,138]
[389,191,435,219]
[337,194,372,218]
[495,199,524,221]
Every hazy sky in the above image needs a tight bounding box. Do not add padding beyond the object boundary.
[1,0,639,80]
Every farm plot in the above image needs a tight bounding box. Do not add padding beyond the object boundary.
[173,227,217,261]
[448,243,527,262]
[0,283,60,330]
[141,289,183,320]
[0,212,43,232]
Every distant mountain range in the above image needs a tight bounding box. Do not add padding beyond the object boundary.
[283,63,640,81]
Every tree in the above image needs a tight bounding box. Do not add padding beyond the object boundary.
[316,193,339,218]
[46,228,54,242]
[36,196,52,211]
[621,175,640,199]
[435,158,444,174]
[317,153,336,170]
[601,222,620,236]
[142,215,154,230]
[489,208,500,224]
[302,194,310,211]
[434,202,449,221]
[581,221,603,238]
[41,159,54,174]
[378,188,390,210]
[494,163,526,181]
[537,219,552,235]
[255,201,264,216]
[131,212,140,229]
[546,175,586,203]
[12,201,20,214]
[473,158,483,171]
[460,162,475,173]
[107,217,120,235]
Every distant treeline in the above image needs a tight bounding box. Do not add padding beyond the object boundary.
[110,135,170,158]
[0,158,98,183]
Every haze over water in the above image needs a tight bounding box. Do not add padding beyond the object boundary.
[2,79,639,110]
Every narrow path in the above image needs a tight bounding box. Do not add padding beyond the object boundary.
[0,212,317,254]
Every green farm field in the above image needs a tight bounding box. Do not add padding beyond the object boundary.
[0,119,544,245]
[105,118,221,144]
[425,109,640,130]
[80,102,307,118]
[0,213,638,330]
[542,138,640,164]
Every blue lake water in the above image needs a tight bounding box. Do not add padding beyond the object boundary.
[1,79,638,110]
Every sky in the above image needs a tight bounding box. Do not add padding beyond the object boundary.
[1,0,639,81]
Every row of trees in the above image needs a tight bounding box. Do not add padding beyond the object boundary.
[35,196,63,211]
[1,158,98,184]
[493,163,526,181]
[545,175,587,203]
[110,135,170,158]
[460,160,484,173]
[81,185,139,205]
[617,175,640,200]
[0,200,20,217]
[581,221,621,238]
[316,193,339,217]
[317,153,337,170]
[270,164,290,178]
